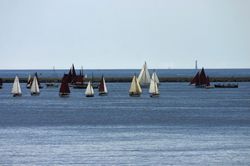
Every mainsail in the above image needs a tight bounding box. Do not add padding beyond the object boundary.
[12,76,22,96]
[149,73,159,96]
[129,75,142,96]
[99,75,108,95]
[59,75,70,96]
[138,62,151,87]
[26,74,32,88]
[85,81,94,97]
[31,76,40,95]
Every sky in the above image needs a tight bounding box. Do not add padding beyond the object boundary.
[0,0,249,69]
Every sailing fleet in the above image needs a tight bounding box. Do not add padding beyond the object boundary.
[3,62,235,98]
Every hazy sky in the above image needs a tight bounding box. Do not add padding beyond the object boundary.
[0,0,249,69]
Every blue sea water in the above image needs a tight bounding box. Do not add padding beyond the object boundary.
[0,68,250,78]
[0,81,250,165]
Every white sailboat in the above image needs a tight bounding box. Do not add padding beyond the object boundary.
[129,75,142,97]
[138,62,151,87]
[99,76,108,96]
[26,74,32,89]
[30,76,40,96]
[149,73,160,97]
[12,76,22,97]
[85,81,94,97]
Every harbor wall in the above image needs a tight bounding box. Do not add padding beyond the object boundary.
[1,77,250,83]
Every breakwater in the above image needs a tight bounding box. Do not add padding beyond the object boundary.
[1,76,250,83]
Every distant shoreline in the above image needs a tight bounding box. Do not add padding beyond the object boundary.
[1,76,250,83]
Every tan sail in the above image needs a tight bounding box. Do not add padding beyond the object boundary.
[129,76,142,96]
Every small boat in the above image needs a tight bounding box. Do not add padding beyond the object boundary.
[98,75,108,96]
[85,81,94,97]
[129,75,142,97]
[153,71,160,85]
[0,78,3,89]
[12,76,22,97]
[149,72,160,97]
[138,62,151,88]
[190,68,213,88]
[214,83,238,88]
[26,74,32,89]
[59,76,70,97]
[30,76,40,96]
[46,67,59,88]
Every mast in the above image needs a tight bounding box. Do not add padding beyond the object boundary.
[12,76,22,96]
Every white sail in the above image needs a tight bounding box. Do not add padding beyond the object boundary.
[85,81,94,95]
[31,76,40,94]
[27,74,31,82]
[103,77,108,93]
[138,62,151,86]
[12,76,22,95]
[149,75,159,94]
[152,72,160,84]
[129,76,142,94]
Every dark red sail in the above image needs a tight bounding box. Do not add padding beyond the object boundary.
[190,72,199,85]
[198,68,207,85]
[99,76,105,92]
[59,75,70,94]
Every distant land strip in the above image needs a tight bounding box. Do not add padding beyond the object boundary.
[1,77,250,83]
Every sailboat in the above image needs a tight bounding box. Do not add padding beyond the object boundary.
[59,75,70,97]
[152,71,160,84]
[26,74,32,89]
[129,75,142,97]
[35,72,43,89]
[30,76,40,96]
[149,72,160,97]
[98,75,108,96]
[85,81,94,97]
[190,68,213,88]
[0,78,3,89]
[11,76,22,97]
[138,62,151,87]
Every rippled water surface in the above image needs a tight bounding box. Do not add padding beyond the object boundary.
[0,82,250,165]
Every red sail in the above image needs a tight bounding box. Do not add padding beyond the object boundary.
[59,75,70,93]
[198,68,207,85]
[190,72,199,85]
[99,76,105,92]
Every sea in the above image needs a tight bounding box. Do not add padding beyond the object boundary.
[0,69,250,165]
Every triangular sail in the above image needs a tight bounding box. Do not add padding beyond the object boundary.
[12,76,22,94]
[190,72,199,85]
[85,81,94,95]
[99,76,108,93]
[149,74,159,94]
[31,76,40,93]
[129,76,142,94]
[59,75,70,94]
[138,62,151,86]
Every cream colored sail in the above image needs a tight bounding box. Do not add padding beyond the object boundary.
[149,74,159,94]
[138,62,151,86]
[129,76,142,94]
[12,76,22,94]
[31,76,40,94]
[153,72,160,84]
[103,77,108,93]
[85,81,94,95]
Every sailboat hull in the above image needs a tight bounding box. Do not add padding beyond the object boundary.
[150,93,160,98]
[13,93,22,97]
[31,92,40,96]
[129,92,141,97]
[86,94,94,97]
[59,93,70,97]
[99,92,108,96]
